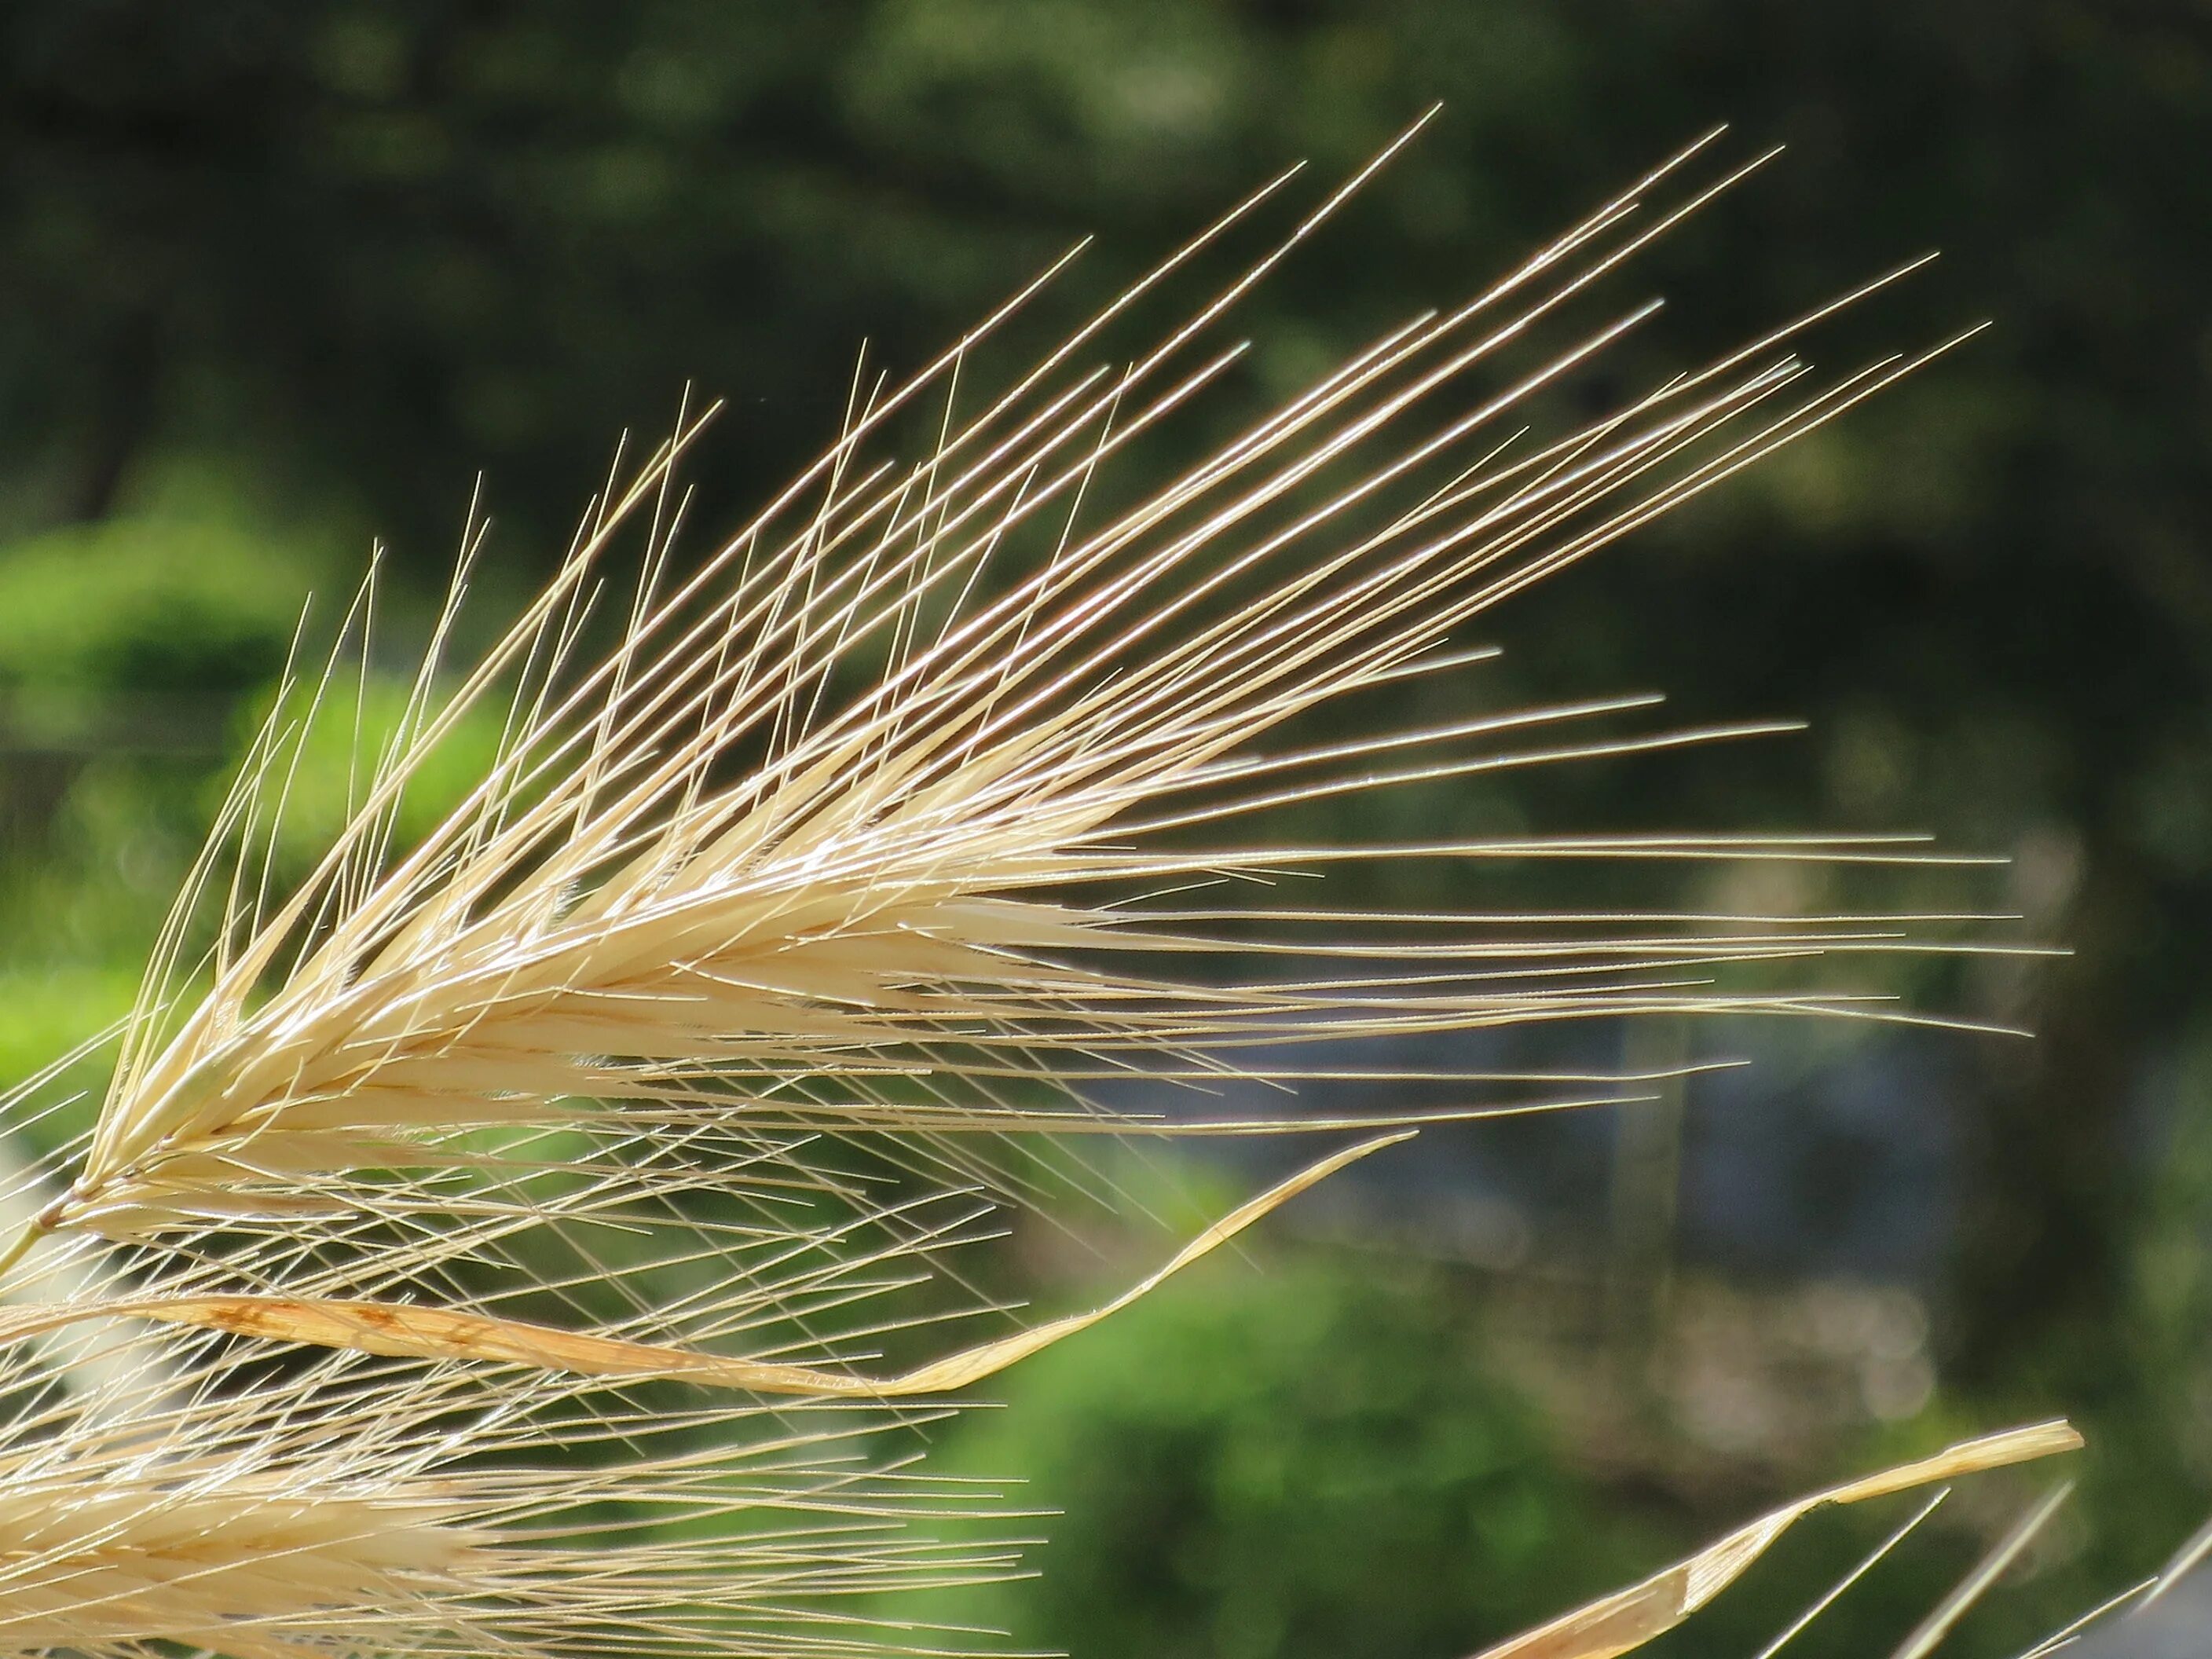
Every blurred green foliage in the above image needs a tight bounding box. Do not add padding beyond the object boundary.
[0,506,302,1115]
[0,520,298,701]
[905,1261,1649,1659]
[0,499,497,1142]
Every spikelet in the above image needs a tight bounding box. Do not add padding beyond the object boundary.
[19,130,2010,1307]
[0,126,2078,1659]
[0,1313,1028,1659]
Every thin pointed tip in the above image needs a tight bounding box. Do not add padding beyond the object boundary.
[1683,123,1734,158]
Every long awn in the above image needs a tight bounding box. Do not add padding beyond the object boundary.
[0,126,2077,1658]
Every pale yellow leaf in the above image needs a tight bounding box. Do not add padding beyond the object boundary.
[1473,1420,2084,1659]
[0,1133,1405,1395]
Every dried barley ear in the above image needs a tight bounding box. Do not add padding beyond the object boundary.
[0,126,2074,1659]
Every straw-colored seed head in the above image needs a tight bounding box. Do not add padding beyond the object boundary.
[0,126,2075,1659]
[17,132,2010,1297]
[0,1474,478,1659]
[0,1318,1028,1659]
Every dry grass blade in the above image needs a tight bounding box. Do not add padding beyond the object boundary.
[1472,1423,2083,1659]
[0,1134,1396,1393]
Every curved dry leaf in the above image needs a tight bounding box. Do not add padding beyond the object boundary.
[1473,1420,2085,1659]
[0,1133,1404,1395]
